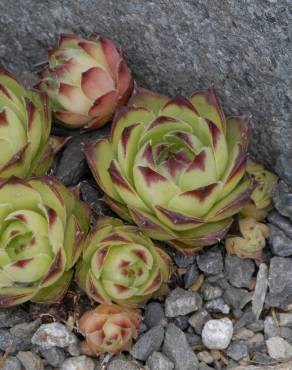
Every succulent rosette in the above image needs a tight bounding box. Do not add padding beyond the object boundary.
[226,217,269,259]
[76,216,171,306]
[36,33,133,129]
[0,67,65,179]
[0,176,90,307]
[240,160,278,220]
[78,304,141,354]
[85,86,253,253]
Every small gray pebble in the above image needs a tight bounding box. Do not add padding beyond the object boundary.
[144,302,166,329]
[173,316,189,331]
[205,298,230,314]
[197,247,223,275]
[130,325,164,361]
[188,310,211,335]
[201,283,222,301]
[202,318,233,350]
[163,323,199,370]
[40,347,66,367]
[165,287,202,317]
[184,263,200,289]
[146,352,174,370]
[17,351,44,370]
[225,255,255,289]
[1,356,22,370]
[108,355,140,370]
[226,341,248,361]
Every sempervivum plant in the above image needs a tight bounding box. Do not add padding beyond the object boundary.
[0,68,65,178]
[85,86,253,253]
[240,159,278,220]
[78,304,141,354]
[36,33,133,129]
[226,217,270,260]
[0,176,90,307]
[76,216,171,307]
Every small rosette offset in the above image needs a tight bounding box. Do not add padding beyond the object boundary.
[78,304,141,354]
[76,216,171,307]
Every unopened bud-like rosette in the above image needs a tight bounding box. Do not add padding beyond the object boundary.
[0,176,90,307]
[78,304,141,354]
[0,68,65,178]
[241,160,278,220]
[226,217,270,259]
[76,216,171,307]
[36,33,133,129]
[85,86,253,253]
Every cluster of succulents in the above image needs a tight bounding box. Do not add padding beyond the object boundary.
[0,32,277,355]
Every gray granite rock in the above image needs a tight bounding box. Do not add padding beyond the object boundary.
[275,156,292,185]
[173,251,196,268]
[234,328,254,341]
[1,356,22,370]
[272,182,292,220]
[234,310,256,330]
[163,324,199,370]
[144,302,166,329]
[202,318,233,350]
[31,322,78,351]
[184,263,200,289]
[0,308,29,328]
[130,325,164,361]
[188,310,211,335]
[227,341,248,361]
[268,210,292,256]
[1,0,291,177]
[55,128,108,186]
[146,352,174,370]
[223,286,249,310]
[9,319,41,353]
[60,355,96,370]
[247,333,266,354]
[247,320,265,333]
[198,364,214,370]
[108,355,140,370]
[173,316,189,331]
[236,362,292,370]
[266,256,292,308]
[252,263,268,319]
[264,316,280,339]
[185,332,202,346]
[201,283,223,301]
[79,180,109,217]
[205,297,230,314]
[197,247,223,275]
[197,351,213,364]
[40,347,66,367]
[165,287,202,317]
[17,351,44,370]
[280,327,292,343]
[266,336,292,360]
[225,255,255,289]
[251,352,275,366]
[279,313,292,327]
[0,329,13,352]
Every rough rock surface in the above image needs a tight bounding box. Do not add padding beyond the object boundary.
[0,0,291,178]
[233,362,292,370]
